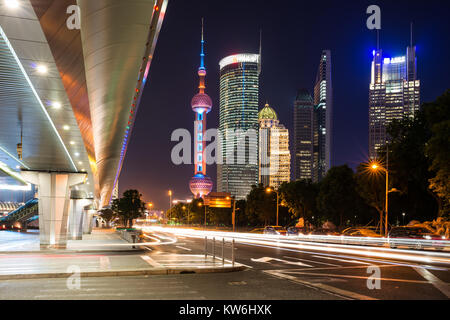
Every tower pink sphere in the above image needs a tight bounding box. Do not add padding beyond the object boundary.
[191,93,212,113]
[189,174,213,198]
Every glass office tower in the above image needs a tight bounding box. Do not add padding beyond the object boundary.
[313,50,333,181]
[293,89,315,182]
[217,54,260,199]
[369,44,420,159]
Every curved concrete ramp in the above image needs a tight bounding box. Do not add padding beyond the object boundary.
[78,0,167,207]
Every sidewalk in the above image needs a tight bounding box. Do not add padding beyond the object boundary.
[0,229,139,253]
[0,229,245,280]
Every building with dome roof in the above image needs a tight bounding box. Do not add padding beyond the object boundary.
[189,20,213,198]
[258,103,290,189]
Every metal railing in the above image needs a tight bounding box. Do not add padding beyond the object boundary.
[204,236,235,266]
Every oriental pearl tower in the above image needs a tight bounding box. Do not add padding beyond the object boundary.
[189,19,213,198]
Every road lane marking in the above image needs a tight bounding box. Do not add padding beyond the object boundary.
[284,271,431,284]
[140,255,163,268]
[251,257,312,267]
[283,256,340,267]
[413,267,450,298]
[286,264,395,272]
[175,246,192,251]
[264,270,377,300]
[312,255,372,265]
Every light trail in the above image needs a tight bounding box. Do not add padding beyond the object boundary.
[144,226,450,266]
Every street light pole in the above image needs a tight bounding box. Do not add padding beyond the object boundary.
[232,197,236,232]
[204,204,207,230]
[168,190,172,222]
[276,191,279,226]
[266,188,279,226]
[385,164,389,237]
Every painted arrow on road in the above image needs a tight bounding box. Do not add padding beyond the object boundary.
[251,257,312,267]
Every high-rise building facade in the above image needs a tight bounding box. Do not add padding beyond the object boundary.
[258,103,290,189]
[293,89,315,181]
[369,44,420,159]
[189,22,213,198]
[293,50,332,182]
[313,50,333,181]
[217,54,260,199]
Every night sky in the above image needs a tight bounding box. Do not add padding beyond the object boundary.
[119,0,450,210]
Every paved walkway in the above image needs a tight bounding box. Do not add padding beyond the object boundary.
[0,229,245,279]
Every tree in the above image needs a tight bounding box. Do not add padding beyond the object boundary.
[381,113,437,221]
[379,90,450,219]
[166,203,187,224]
[111,189,146,228]
[424,91,450,216]
[279,180,319,220]
[317,165,362,228]
[245,184,276,226]
[355,163,386,227]
[98,208,116,228]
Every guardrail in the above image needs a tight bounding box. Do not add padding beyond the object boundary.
[204,236,236,266]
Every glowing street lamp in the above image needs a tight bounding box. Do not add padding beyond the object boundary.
[266,187,279,226]
[369,160,400,236]
[168,190,173,221]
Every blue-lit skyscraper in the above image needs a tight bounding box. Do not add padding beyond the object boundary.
[369,41,420,159]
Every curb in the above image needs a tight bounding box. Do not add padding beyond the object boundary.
[0,265,247,280]
[0,249,146,255]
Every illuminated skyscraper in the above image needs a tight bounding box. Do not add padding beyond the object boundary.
[313,50,333,181]
[293,51,332,182]
[217,54,260,199]
[293,89,315,181]
[369,40,420,159]
[258,103,290,189]
[189,20,213,198]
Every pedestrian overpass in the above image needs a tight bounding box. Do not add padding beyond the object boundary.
[0,0,168,248]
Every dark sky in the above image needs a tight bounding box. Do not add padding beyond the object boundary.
[119,0,450,210]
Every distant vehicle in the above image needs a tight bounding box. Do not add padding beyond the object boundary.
[287,227,307,236]
[248,228,265,234]
[263,226,287,236]
[342,228,381,238]
[309,228,337,236]
[388,227,446,250]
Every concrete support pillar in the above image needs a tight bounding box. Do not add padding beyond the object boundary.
[21,171,86,249]
[69,199,91,240]
[83,209,96,234]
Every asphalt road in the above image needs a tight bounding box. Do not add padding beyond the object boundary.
[0,229,449,300]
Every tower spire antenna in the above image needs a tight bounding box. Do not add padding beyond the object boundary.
[376,29,380,51]
[200,18,205,71]
[201,17,204,42]
[410,21,413,47]
[258,28,262,76]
